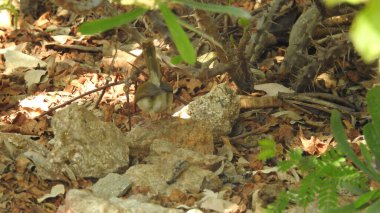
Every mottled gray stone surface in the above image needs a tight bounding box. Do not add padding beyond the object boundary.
[57,189,184,213]
[47,104,129,178]
[91,173,132,199]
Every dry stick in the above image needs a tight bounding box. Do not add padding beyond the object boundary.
[194,10,227,63]
[286,99,331,114]
[230,124,274,141]
[37,3,146,118]
[37,79,130,118]
[282,99,313,115]
[95,36,119,108]
[194,9,255,92]
[44,43,102,52]
[300,92,356,109]
[125,84,132,131]
[278,92,355,113]
[38,61,143,119]
[247,0,288,63]
[94,78,110,108]
[144,10,170,42]
[278,4,321,81]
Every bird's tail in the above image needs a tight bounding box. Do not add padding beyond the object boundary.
[142,39,162,86]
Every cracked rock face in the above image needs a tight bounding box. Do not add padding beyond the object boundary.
[123,140,223,196]
[47,104,129,178]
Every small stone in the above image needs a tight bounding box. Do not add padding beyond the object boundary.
[91,173,132,199]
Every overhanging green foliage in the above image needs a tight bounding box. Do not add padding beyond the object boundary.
[159,3,196,64]
[78,0,251,65]
[79,8,146,35]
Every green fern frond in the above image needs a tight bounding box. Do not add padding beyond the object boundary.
[318,180,339,211]
[268,149,368,212]
[265,191,290,213]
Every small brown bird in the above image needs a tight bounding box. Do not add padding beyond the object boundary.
[135,40,173,116]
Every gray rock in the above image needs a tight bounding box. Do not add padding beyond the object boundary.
[145,140,224,171]
[126,118,214,158]
[114,198,184,213]
[176,83,240,137]
[123,140,222,195]
[91,173,132,199]
[47,104,129,178]
[57,189,183,213]
[124,162,222,195]
[0,133,53,177]
[0,133,48,160]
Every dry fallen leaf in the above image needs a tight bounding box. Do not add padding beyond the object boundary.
[299,129,329,156]
[37,184,65,203]
[254,83,294,96]
[199,189,240,213]
[24,69,48,87]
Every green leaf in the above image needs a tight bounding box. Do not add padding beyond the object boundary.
[367,87,380,130]
[354,190,380,209]
[238,18,250,28]
[257,138,276,161]
[170,55,183,64]
[159,3,196,65]
[79,8,146,35]
[359,143,373,168]
[330,110,375,178]
[172,0,251,19]
[366,87,380,167]
[278,149,302,171]
[366,196,380,213]
[265,191,290,213]
[363,123,380,182]
[350,0,380,63]
[324,203,359,213]
[325,0,366,8]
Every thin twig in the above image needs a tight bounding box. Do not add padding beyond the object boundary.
[278,92,355,113]
[96,37,119,108]
[94,78,110,108]
[230,123,274,141]
[125,84,132,131]
[38,79,130,118]
[44,43,102,52]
